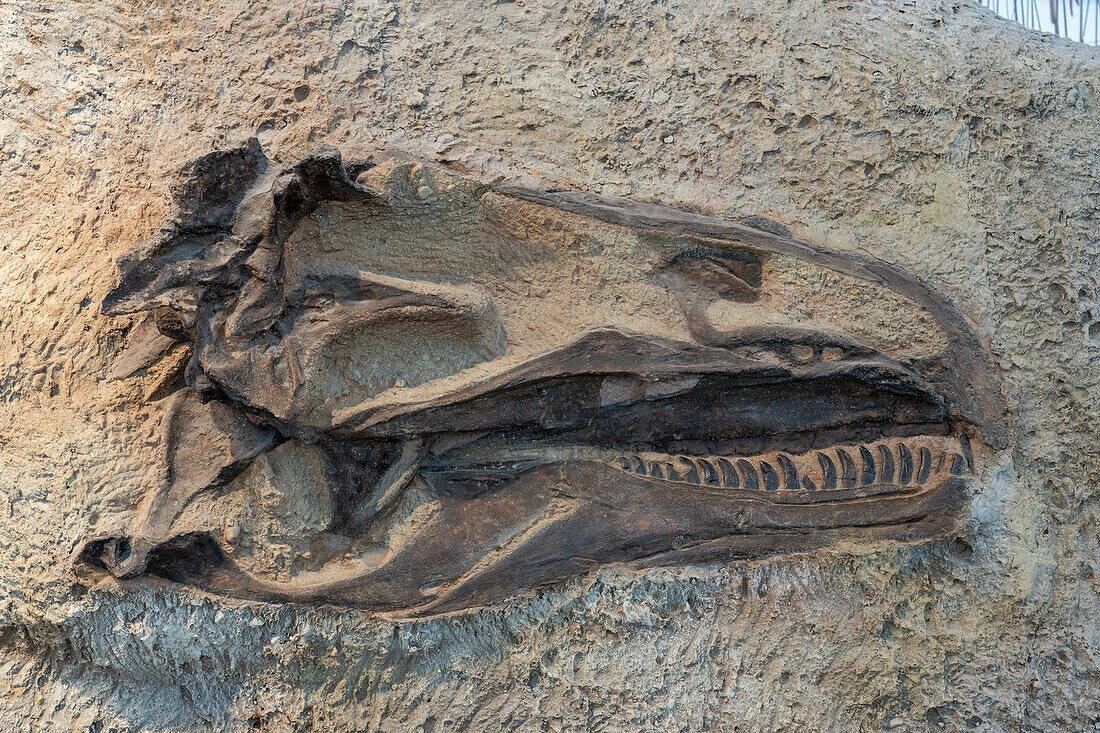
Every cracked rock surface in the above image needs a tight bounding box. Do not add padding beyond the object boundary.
[1,0,1099,730]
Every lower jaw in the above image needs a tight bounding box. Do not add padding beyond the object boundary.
[134,471,968,617]
[404,457,972,615]
[414,433,974,574]
[87,434,974,618]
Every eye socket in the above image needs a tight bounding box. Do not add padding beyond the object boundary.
[664,248,762,302]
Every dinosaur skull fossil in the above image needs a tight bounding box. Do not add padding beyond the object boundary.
[78,140,1007,617]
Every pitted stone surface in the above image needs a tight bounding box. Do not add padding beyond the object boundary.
[1,0,1099,730]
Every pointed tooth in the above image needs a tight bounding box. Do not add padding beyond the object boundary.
[776,454,799,491]
[960,434,975,473]
[837,448,857,488]
[617,456,632,471]
[717,458,739,488]
[631,456,646,474]
[916,447,932,484]
[761,461,780,491]
[801,476,818,491]
[736,459,760,491]
[898,443,914,485]
[817,452,838,490]
[698,458,721,486]
[680,459,701,484]
[859,445,876,486]
[647,461,665,479]
[877,444,895,484]
[934,450,946,472]
[664,462,680,482]
[950,453,968,475]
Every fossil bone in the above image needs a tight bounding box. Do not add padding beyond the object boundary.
[78,141,1007,617]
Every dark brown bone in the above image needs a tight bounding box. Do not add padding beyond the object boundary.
[132,467,968,617]
[84,389,279,578]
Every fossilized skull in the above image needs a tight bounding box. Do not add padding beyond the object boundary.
[78,140,1007,617]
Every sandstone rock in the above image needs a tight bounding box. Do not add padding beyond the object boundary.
[2,1,1099,730]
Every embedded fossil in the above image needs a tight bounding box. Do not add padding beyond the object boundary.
[78,140,1007,617]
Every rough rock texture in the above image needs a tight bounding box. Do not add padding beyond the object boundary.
[1,0,1098,730]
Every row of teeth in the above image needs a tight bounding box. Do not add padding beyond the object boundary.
[610,437,973,492]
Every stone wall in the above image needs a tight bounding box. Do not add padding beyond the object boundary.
[1,0,1099,730]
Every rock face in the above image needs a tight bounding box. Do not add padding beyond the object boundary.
[1,1,1098,730]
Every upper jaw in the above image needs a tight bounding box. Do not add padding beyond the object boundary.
[333,327,947,442]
